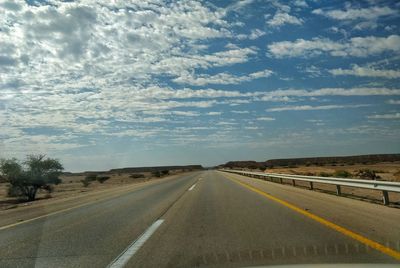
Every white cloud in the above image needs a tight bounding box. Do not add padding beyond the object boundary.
[172,69,273,86]
[293,0,308,8]
[245,126,259,130]
[207,112,222,116]
[259,87,400,99]
[267,104,370,112]
[0,0,249,151]
[225,0,255,13]
[172,111,200,117]
[328,26,348,37]
[367,113,400,119]
[249,69,274,79]
[329,65,400,79]
[231,110,249,114]
[268,35,400,58]
[216,121,238,126]
[312,6,397,21]
[249,29,266,40]
[303,65,322,77]
[387,99,400,105]
[154,47,258,76]
[236,29,266,40]
[256,117,276,121]
[267,12,303,27]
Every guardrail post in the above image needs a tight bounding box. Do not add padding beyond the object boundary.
[382,191,389,206]
[336,185,341,196]
[309,182,313,190]
[279,178,283,184]
[292,179,296,186]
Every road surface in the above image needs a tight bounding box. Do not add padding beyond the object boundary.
[0,170,399,267]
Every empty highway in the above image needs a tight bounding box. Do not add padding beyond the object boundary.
[0,171,399,267]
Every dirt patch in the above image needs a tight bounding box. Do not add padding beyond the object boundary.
[0,171,196,227]
[265,161,400,182]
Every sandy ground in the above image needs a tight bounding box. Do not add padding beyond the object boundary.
[266,161,400,182]
[0,171,198,227]
[0,170,184,211]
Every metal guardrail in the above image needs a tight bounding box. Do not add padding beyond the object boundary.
[220,169,400,205]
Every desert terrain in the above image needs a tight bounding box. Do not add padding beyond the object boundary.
[0,167,199,211]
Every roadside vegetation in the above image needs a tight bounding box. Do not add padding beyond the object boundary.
[80,174,111,187]
[0,163,198,210]
[151,170,170,178]
[129,173,145,179]
[0,155,63,201]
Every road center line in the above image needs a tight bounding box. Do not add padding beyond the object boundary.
[108,219,164,268]
[188,183,196,191]
[226,175,400,261]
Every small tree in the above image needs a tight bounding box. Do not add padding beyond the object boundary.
[129,173,145,179]
[81,179,91,187]
[152,171,161,177]
[97,176,110,184]
[85,174,97,181]
[0,155,63,201]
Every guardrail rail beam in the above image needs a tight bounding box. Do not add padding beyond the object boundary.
[219,169,400,206]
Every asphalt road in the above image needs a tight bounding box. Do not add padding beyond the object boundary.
[0,170,399,267]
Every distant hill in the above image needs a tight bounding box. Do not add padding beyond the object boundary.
[221,161,267,170]
[219,154,400,170]
[108,165,203,173]
[64,165,203,176]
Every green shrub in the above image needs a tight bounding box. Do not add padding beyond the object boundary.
[85,174,97,181]
[152,171,161,177]
[7,185,22,197]
[130,173,145,179]
[81,179,91,187]
[97,176,110,184]
[356,169,381,180]
[319,172,332,177]
[333,170,351,178]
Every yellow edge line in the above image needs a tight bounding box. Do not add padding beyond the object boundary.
[227,175,400,261]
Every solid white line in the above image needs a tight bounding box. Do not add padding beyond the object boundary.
[188,184,196,191]
[108,219,164,268]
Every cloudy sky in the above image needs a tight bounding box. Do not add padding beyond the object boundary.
[0,0,399,171]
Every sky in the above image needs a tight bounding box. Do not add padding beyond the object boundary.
[0,0,399,172]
